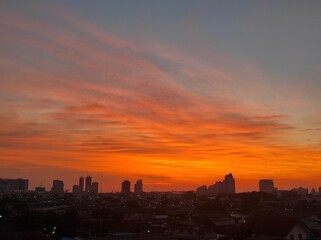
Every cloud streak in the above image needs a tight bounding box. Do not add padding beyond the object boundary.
[0,5,320,192]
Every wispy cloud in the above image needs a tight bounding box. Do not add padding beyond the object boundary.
[0,5,320,192]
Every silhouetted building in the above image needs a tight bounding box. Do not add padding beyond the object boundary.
[0,178,29,194]
[207,183,218,195]
[51,180,64,193]
[319,187,321,195]
[225,173,236,193]
[206,173,236,195]
[217,181,225,193]
[91,182,99,194]
[292,187,309,195]
[259,179,274,193]
[196,185,207,196]
[79,176,84,193]
[72,185,79,194]
[122,180,131,194]
[134,179,143,194]
[85,176,92,193]
[35,186,45,193]
[17,179,29,192]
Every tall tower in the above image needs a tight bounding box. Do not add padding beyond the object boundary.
[85,176,92,193]
[224,173,236,194]
[51,180,64,193]
[79,176,84,193]
[134,179,143,194]
[121,180,130,194]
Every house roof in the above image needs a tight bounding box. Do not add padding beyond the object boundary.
[251,216,300,237]
[301,216,321,229]
[252,215,321,237]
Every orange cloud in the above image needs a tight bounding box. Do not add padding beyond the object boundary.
[0,6,320,192]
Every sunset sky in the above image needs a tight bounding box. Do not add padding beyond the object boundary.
[1,1,321,192]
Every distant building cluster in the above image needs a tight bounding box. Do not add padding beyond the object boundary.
[196,175,321,197]
[122,179,144,194]
[259,179,318,196]
[1,175,320,197]
[72,176,99,194]
[33,176,100,195]
[196,173,236,196]
[0,178,29,194]
[33,177,144,195]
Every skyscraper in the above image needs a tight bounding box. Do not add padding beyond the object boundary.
[121,180,130,194]
[51,180,64,193]
[259,179,274,193]
[225,173,236,194]
[79,176,84,193]
[134,179,143,194]
[85,176,92,193]
[91,182,99,194]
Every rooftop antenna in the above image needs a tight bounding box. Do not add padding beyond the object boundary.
[100,173,103,193]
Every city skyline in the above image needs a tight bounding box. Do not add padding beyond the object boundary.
[1,174,319,195]
[1,1,321,192]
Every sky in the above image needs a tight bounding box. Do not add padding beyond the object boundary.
[0,1,321,192]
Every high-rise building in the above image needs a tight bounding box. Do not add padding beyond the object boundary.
[51,180,64,193]
[91,182,99,194]
[225,173,236,193]
[85,176,92,193]
[121,180,130,194]
[259,179,274,193]
[203,173,236,195]
[72,185,79,194]
[0,178,29,194]
[79,176,84,193]
[134,179,143,194]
